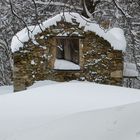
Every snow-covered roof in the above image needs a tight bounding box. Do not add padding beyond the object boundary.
[123,62,139,77]
[11,12,126,52]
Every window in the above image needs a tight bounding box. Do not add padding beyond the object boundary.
[55,38,80,70]
[56,38,79,64]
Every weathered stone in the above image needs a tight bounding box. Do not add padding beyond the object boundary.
[13,21,124,92]
[111,70,123,78]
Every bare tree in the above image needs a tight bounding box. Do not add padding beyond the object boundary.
[80,0,140,88]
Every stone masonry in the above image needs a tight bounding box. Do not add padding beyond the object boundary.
[13,21,123,92]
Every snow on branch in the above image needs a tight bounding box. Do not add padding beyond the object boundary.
[112,0,140,73]
[34,0,82,11]
[112,0,132,18]
[83,0,93,19]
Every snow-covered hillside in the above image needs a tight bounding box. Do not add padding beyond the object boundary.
[0,82,140,140]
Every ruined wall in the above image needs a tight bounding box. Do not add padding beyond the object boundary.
[13,38,56,92]
[13,22,123,92]
[82,32,123,85]
[46,32,123,85]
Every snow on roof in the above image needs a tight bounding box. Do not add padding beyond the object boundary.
[11,12,126,52]
[123,62,139,77]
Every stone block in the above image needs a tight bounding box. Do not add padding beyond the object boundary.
[111,70,123,78]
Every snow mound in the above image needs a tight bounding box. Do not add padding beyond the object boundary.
[0,83,140,140]
[123,62,139,77]
[0,85,13,95]
[44,103,140,140]
[11,12,126,52]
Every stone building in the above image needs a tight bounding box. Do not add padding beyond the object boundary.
[11,12,126,92]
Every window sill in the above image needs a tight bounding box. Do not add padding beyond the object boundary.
[54,59,80,71]
[53,69,81,72]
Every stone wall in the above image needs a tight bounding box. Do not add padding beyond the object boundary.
[82,32,123,85]
[13,21,123,92]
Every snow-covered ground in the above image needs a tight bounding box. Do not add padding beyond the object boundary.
[0,80,58,95]
[0,85,13,95]
[0,82,140,140]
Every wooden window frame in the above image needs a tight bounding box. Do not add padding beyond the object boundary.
[54,36,82,71]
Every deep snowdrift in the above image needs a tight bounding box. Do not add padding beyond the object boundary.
[0,82,140,140]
